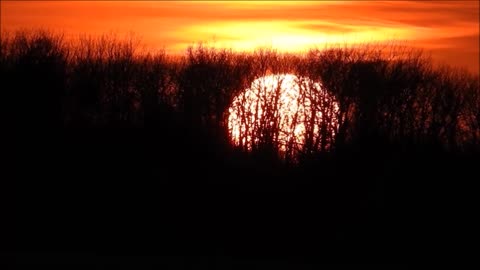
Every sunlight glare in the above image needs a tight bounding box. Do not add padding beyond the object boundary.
[228,74,340,159]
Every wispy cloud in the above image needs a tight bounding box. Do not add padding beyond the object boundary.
[1,1,478,72]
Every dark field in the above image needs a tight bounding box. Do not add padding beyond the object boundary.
[4,31,479,267]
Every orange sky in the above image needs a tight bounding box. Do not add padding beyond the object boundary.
[1,1,478,73]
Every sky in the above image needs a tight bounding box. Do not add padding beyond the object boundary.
[1,1,479,73]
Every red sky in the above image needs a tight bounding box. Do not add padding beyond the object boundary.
[1,1,478,73]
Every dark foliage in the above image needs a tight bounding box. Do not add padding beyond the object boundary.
[5,31,478,266]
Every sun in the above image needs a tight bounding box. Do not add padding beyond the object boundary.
[228,74,340,160]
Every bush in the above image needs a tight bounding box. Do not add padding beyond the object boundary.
[2,30,479,162]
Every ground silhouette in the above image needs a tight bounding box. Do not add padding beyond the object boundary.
[4,31,478,267]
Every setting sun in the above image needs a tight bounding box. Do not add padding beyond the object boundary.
[228,74,339,159]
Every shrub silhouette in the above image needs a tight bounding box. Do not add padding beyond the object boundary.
[3,30,478,172]
[7,30,479,264]
[3,31,67,129]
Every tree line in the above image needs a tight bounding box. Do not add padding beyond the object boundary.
[3,30,479,165]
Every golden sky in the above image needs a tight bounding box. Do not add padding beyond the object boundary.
[1,1,478,73]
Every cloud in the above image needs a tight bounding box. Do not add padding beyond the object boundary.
[296,22,358,34]
[1,1,478,72]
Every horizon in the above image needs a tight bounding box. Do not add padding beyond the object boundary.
[1,1,478,73]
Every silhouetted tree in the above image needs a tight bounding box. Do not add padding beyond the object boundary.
[2,30,478,169]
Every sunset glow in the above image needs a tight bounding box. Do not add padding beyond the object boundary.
[1,1,478,73]
[228,74,339,158]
